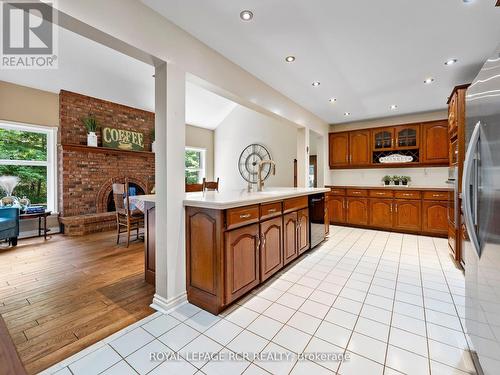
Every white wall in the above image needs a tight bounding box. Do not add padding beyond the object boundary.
[330,110,447,132]
[215,106,297,190]
[328,110,449,187]
[330,167,448,188]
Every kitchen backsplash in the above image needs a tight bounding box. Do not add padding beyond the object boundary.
[329,167,448,187]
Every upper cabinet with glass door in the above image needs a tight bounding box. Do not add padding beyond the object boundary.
[395,125,419,149]
[372,127,394,150]
[371,125,420,151]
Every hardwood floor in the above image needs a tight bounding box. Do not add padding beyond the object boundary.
[0,231,155,374]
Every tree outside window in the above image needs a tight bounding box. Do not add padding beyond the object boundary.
[0,123,56,209]
[185,147,206,184]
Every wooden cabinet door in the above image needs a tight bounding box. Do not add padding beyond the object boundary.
[329,133,349,168]
[283,212,298,265]
[225,224,260,304]
[297,208,310,254]
[421,120,449,164]
[422,201,448,236]
[395,125,419,149]
[369,199,393,229]
[328,197,345,224]
[448,92,458,136]
[260,217,283,282]
[346,198,368,226]
[145,206,156,285]
[349,130,371,166]
[394,200,421,231]
[372,128,394,151]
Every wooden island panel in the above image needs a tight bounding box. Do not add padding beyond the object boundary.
[185,194,326,314]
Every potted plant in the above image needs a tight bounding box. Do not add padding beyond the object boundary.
[81,114,99,147]
[393,175,401,185]
[151,129,156,153]
[401,176,411,186]
[382,175,392,186]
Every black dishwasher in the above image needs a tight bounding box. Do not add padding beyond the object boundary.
[309,193,326,248]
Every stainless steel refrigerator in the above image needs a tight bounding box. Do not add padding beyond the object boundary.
[463,43,500,374]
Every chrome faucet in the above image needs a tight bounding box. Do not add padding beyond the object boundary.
[257,160,276,191]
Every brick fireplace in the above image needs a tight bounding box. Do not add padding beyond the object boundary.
[58,90,155,235]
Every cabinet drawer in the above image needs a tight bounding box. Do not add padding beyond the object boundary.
[369,190,393,198]
[423,191,448,201]
[260,202,282,220]
[283,196,308,213]
[394,190,421,200]
[226,205,259,230]
[346,189,368,197]
[329,188,345,196]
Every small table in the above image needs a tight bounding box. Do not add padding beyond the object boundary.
[20,211,52,240]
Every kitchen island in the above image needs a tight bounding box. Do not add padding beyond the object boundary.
[184,187,329,314]
[129,194,156,285]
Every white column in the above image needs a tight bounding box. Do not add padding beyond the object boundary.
[152,62,187,312]
[316,134,325,187]
[296,127,310,187]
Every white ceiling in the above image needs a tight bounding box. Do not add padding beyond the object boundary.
[0,27,237,129]
[142,0,500,124]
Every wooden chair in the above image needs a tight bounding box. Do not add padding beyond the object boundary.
[113,179,144,247]
[202,178,219,192]
[185,183,203,192]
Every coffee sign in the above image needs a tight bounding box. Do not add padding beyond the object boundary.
[102,127,145,151]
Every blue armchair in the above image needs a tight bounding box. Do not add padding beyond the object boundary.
[0,207,19,246]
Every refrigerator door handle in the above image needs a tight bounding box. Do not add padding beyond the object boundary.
[462,121,482,257]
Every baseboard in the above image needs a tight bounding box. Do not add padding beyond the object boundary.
[469,349,485,375]
[151,292,187,314]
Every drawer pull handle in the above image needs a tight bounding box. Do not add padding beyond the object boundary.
[240,214,251,219]
[268,209,277,213]
[433,194,441,197]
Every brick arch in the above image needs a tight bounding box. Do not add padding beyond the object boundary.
[96,176,148,213]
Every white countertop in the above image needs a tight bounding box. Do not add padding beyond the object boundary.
[184,187,330,209]
[130,194,156,202]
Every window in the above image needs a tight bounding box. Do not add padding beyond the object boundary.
[185,147,206,184]
[0,121,57,211]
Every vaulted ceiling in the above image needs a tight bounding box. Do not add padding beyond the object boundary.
[0,26,237,129]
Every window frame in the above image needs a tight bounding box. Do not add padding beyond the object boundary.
[0,120,58,212]
[185,146,206,184]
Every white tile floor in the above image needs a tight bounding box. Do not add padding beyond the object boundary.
[40,226,477,375]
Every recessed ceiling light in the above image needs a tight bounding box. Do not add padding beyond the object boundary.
[445,58,458,66]
[239,10,253,21]
[329,98,337,103]
[312,81,320,87]
[285,56,295,63]
[390,104,398,111]
[344,112,351,116]
[424,77,435,84]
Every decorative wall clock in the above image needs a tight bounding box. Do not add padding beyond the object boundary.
[238,144,272,184]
